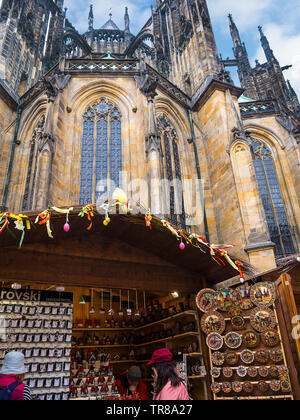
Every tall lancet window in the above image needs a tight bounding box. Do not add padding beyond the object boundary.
[157,114,186,229]
[251,138,296,256]
[80,99,122,204]
[22,116,45,211]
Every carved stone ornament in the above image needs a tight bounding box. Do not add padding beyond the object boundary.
[145,134,162,157]
[38,132,55,153]
[135,71,158,100]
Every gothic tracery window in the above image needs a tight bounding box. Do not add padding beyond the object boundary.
[80,98,122,204]
[157,114,186,229]
[251,138,296,256]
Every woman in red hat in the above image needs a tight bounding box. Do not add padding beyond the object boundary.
[147,348,189,400]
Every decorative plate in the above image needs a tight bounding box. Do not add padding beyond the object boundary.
[211,383,221,394]
[270,380,281,392]
[201,310,226,335]
[250,308,276,332]
[247,367,258,378]
[270,349,283,363]
[222,382,232,394]
[281,380,291,393]
[232,285,254,311]
[222,367,233,378]
[211,352,225,366]
[210,367,221,379]
[243,382,254,393]
[262,330,280,347]
[250,282,276,308]
[240,349,255,365]
[255,350,269,364]
[228,306,242,317]
[225,352,239,366]
[206,332,224,351]
[224,332,242,349]
[258,366,269,378]
[231,316,245,331]
[278,366,289,377]
[269,366,279,378]
[196,289,218,313]
[258,381,269,393]
[242,330,261,349]
[237,366,247,378]
[215,288,234,312]
[232,382,243,393]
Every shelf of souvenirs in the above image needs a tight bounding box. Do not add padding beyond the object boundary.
[72,344,132,349]
[188,375,206,379]
[135,331,200,347]
[214,395,293,400]
[72,310,198,332]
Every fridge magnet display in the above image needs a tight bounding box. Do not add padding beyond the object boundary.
[240,349,255,365]
[269,366,279,378]
[232,285,253,311]
[236,366,247,378]
[222,367,233,378]
[258,366,269,378]
[270,380,281,392]
[206,332,224,351]
[225,352,239,366]
[250,308,276,332]
[201,311,226,335]
[247,367,258,378]
[262,330,280,347]
[222,382,232,394]
[215,288,234,312]
[242,330,260,349]
[258,381,269,393]
[211,351,225,366]
[231,315,245,331]
[270,349,283,363]
[224,332,242,349]
[281,380,291,393]
[196,289,217,312]
[250,282,276,308]
[228,306,242,317]
[243,382,254,393]
[232,382,243,393]
[211,383,221,394]
[211,367,221,379]
[255,350,269,364]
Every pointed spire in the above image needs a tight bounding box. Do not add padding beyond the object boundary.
[228,14,242,48]
[258,25,276,63]
[228,14,251,70]
[124,7,130,33]
[88,4,94,31]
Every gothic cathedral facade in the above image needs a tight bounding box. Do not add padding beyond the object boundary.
[1,0,300,273]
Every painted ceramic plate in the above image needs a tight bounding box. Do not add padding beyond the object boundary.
[201,310,226,335]
[211,367,221,379]
[224,332,242,349]
[258,381,269,393]
[211,383,221,394]
[211,352,225,366]
[228,306,242,317]
[250,308,276,332]
[240,349,255,365]
[222,382,232,394]
[242,330,261,349]
[215,288,234,312]
[250,282,276,308]
[278,366,289,376]
[236,366,247,378]
[255,350,269,364]
[232,382,243,393]
[258,366,269,378]
[269,366,279,378]
[281,380,291,393]
[247,367,258,378]
[270,349,283,363]
[232,285,254,311]
[231,315,245,331]
[225,352,239,366]
[206,332,224,351]
[196,289,218,313]
[262,330,280,347]
[243,382,254,393]
[222,367,233,378]
[270,380,281,392]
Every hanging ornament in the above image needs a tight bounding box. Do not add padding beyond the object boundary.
[145,210,152,230]
[100,203,111,226]
[51,207,73,233]
[236,261,245,283]
[89,289,95,314]
[78,204,94,230]
[99,290,105,314]
[179,239,185,250]
[35,207,53,238]
[79,297,86,305]
[118,290,123,316]
[135,290,140,317]
[127,290,132,316]
[108,289,114,316]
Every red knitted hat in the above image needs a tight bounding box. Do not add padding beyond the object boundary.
[146,348,173,365]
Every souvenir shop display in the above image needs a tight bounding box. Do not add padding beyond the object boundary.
[201,311,226,335]
[0,288,73,400]
[196,289,218,313]
[204,281,294,400]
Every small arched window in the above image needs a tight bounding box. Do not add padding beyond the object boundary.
[22,116,45,210]
[251,138,296,256]
[80,98,122,204]
[157,114,186,229]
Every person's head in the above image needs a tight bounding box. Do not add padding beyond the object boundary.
[0,351,26,382]
[127,366,142,386]
[147,348,182,393]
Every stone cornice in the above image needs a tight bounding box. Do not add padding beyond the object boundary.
[0,79,19,110]
[191,77,244,110]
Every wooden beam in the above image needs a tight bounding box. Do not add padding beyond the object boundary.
[1,248,202,293]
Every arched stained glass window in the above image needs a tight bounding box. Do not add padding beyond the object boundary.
[80,99,122,204]
[251,138,296,256]
[157,114,186,229]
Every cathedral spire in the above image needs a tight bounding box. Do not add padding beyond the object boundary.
[88,4,94,31]
[228,14,251,70]
[258,25,277,63]
[228,14,242,48]
[124,7,130,33]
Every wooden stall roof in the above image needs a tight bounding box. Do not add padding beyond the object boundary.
[0,207,254,291]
